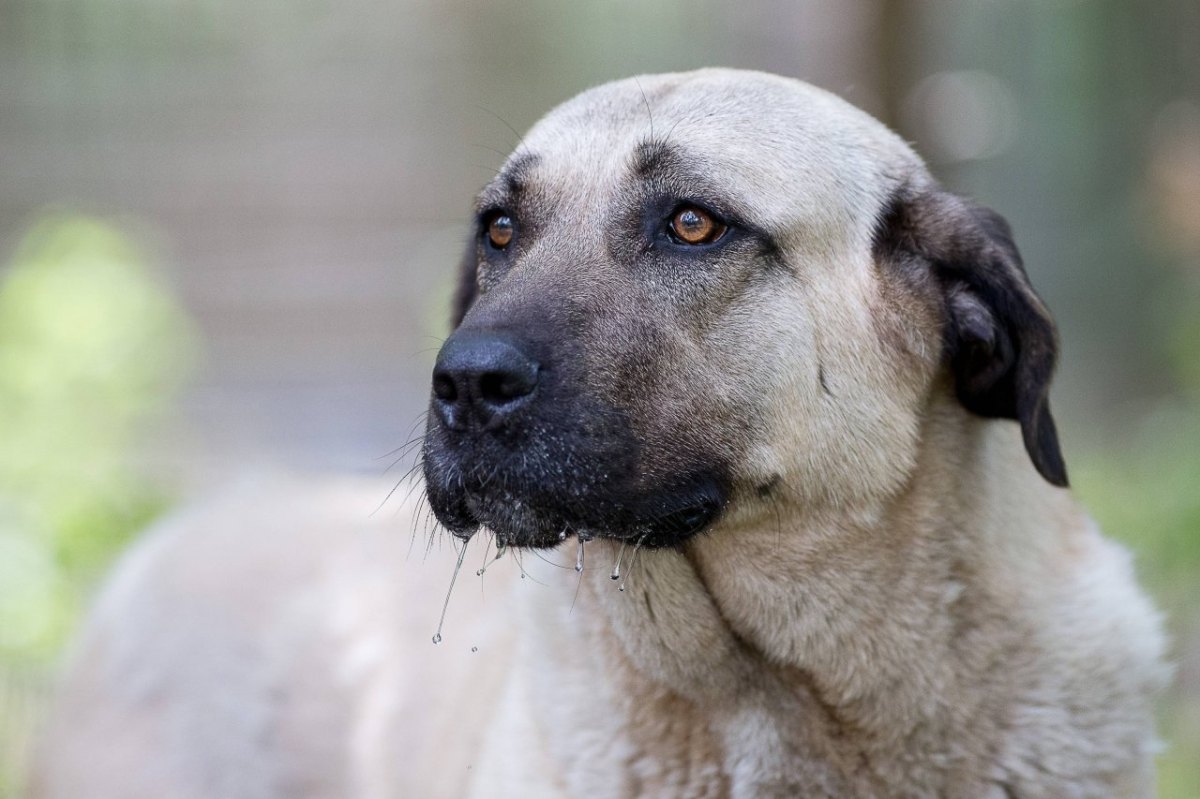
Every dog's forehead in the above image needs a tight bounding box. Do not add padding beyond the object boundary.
[507,69,924,248]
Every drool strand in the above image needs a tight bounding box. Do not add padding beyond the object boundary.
[610,540,628,581]
[433,542,470,644]
[477,539,507,576]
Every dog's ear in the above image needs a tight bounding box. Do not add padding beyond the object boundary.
[450,236,479,329]
[875,186,1068,487]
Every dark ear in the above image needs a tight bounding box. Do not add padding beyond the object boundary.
[875,187,1068,487]
[450,235,479,329]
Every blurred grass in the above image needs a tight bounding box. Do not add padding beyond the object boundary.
[0,213,196,797]
[1072,266,1200,797]
[1075,405,1200,797]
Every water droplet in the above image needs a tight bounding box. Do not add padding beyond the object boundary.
[471,646,478,652]
[618,586,625,592]
[475,569,484,576]
[558,529,568,541]
[520,573,526,579]
[575,539,585,572]
[433,543,469,646]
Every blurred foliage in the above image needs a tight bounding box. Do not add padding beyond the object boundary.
[1072,270,1200,797]
[1077,405,1200,610]
[1076,419,1200,795]
[0,213,197,795]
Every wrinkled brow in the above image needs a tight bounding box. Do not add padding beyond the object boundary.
[628,138,737,203]
[630,138,688,180]
[477,152,540,210]
[628,138,782,255]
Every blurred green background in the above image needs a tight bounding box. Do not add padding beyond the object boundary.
[0,0,1197,795]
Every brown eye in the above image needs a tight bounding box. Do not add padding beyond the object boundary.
[487,214,514,249]
[669,206,726,245]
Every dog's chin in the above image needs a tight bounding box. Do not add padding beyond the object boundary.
[428,481,728,550]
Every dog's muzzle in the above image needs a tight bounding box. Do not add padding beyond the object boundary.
[422,324,730,548]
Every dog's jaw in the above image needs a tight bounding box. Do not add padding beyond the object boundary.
[422,433,731,549]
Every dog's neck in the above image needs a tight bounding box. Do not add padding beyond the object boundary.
[537,397,1081,794]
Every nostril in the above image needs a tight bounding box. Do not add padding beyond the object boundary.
[479,367,537,405]
[433,372,458,402]
[431,330,539,428]
[478,372,507,403]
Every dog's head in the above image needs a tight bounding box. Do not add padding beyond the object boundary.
[422,69,1066,549]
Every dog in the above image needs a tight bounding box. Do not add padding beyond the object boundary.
[35,69,1167,798]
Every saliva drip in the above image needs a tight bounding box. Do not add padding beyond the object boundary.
[611,540,627,581]
[433,542,469,645]
[575,538,585,573]
[476,539,507,577]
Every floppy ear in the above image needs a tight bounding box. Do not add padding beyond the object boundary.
[875,186,1068,487]
[450,236,479,329]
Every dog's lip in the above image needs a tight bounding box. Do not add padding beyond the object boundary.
[446,480,728,549]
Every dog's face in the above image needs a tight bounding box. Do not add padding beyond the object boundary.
[422,69,1066,549]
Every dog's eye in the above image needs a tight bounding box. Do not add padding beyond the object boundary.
[669,206,726,245]
[486,214,515,249]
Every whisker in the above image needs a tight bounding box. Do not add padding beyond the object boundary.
[618,534,647,593]
[375,409,430,461]
[527,546,574,571]
[635,76,655,142]
[477,537,507,576]
[472,104,529,156]
[513,550,547,586]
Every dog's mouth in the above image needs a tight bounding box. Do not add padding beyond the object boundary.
[419,321,735,550]
[424,458,729,549]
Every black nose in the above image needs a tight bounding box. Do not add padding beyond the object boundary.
[432,330,539,430]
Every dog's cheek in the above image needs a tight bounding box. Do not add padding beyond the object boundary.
[577,306,741,488]
[742,273,932,508]
[632,305,787,492]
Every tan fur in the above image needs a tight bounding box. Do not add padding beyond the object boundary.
[34,70,1167,798]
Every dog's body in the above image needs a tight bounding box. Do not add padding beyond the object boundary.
[36,70,1167,798]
